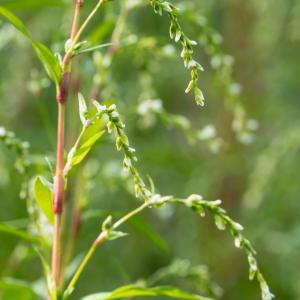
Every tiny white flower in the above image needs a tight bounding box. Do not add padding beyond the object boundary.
[198,125,216,140]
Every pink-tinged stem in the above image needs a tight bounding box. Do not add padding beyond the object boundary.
[51,0,84,289]
[51,102,65,287]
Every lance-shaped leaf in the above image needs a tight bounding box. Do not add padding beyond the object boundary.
[34,176,54,224]
[34,247,56,300]
[66,130,105,170]
[81,284,214,300]
[0,6,61,85]
[0,223,41,244]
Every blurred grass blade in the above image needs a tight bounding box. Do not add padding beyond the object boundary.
[0,6,61,85]
[34,247,57,300]
[81,285,214,300]
[0,223,40,244]
[129,216,169,253]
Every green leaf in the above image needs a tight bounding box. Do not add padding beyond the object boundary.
[0,0,64,11]
[0,223,40,244]
[81,285,214,300]
[0,278,38,300]
[78,93,89,125]
[106,230,128,241]
[34,247,56,300]
[0,6,61,85]
[71,131,105,167]
[32,41,62,86]
[74,42,114,55]
[34,176,54,224]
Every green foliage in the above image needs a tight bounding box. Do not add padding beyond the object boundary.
[81,284,213,300]
[101,215,128,241]
[0,277,38,300]
[0,126,30,200]
[34,176,54,224]
[0,6,61,86]
[2,0,297,299]
[70,98,272,300]
[0,223,40,244]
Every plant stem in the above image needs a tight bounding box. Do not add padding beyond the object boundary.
[52,102,65,287]
[64,0,105,66]
[112,201,149,229]
[66,231,107,293]
[66,201,151,293]
[71,0,83,41]
[51,0,85,289]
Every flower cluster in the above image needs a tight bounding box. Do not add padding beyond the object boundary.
[150,0,205,106]
[137,99,225,154]
[93,101,152,201]
[0,126,30,199]
[77,98,273,300]
[150,194,274,300]
[183,11,259,143]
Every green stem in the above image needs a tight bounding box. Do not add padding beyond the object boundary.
[65,201,151,294]
[64,0,106,66]
[112,201,149,229]
[63,124,88,176]
[65,231,107,293]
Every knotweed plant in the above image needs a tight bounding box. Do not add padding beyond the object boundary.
[0,1,273,300]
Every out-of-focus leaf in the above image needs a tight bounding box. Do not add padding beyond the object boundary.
[0,278,37,300]
[0,6,61,85]
[0,223,40,244]
[81,285,214,300]
[0,0,64,10]
[129,216,169,253]
[34,247,56,300]
[34,176,54,224]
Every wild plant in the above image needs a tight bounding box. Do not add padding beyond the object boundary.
[0,1,273,300]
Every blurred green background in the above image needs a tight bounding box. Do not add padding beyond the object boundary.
[0,0,300,299]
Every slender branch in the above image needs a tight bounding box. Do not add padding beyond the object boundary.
[112,201,149,229]
[65,201,150,294]
[63,123,88,176]
[65,231,107,293]
[64,0,106,67]
[71,0,83,41]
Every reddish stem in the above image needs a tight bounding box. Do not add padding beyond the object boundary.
[51,0,84,289]
[51,102,65,287]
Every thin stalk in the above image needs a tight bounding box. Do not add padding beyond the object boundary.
[112,201,149,229]
[63,124,87,176]
[52,102,65,287]
[66,231,107,293]
[64,0,105,66]
[51,0,84,289]
[71,0,83,40]
[66,201,150,293]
